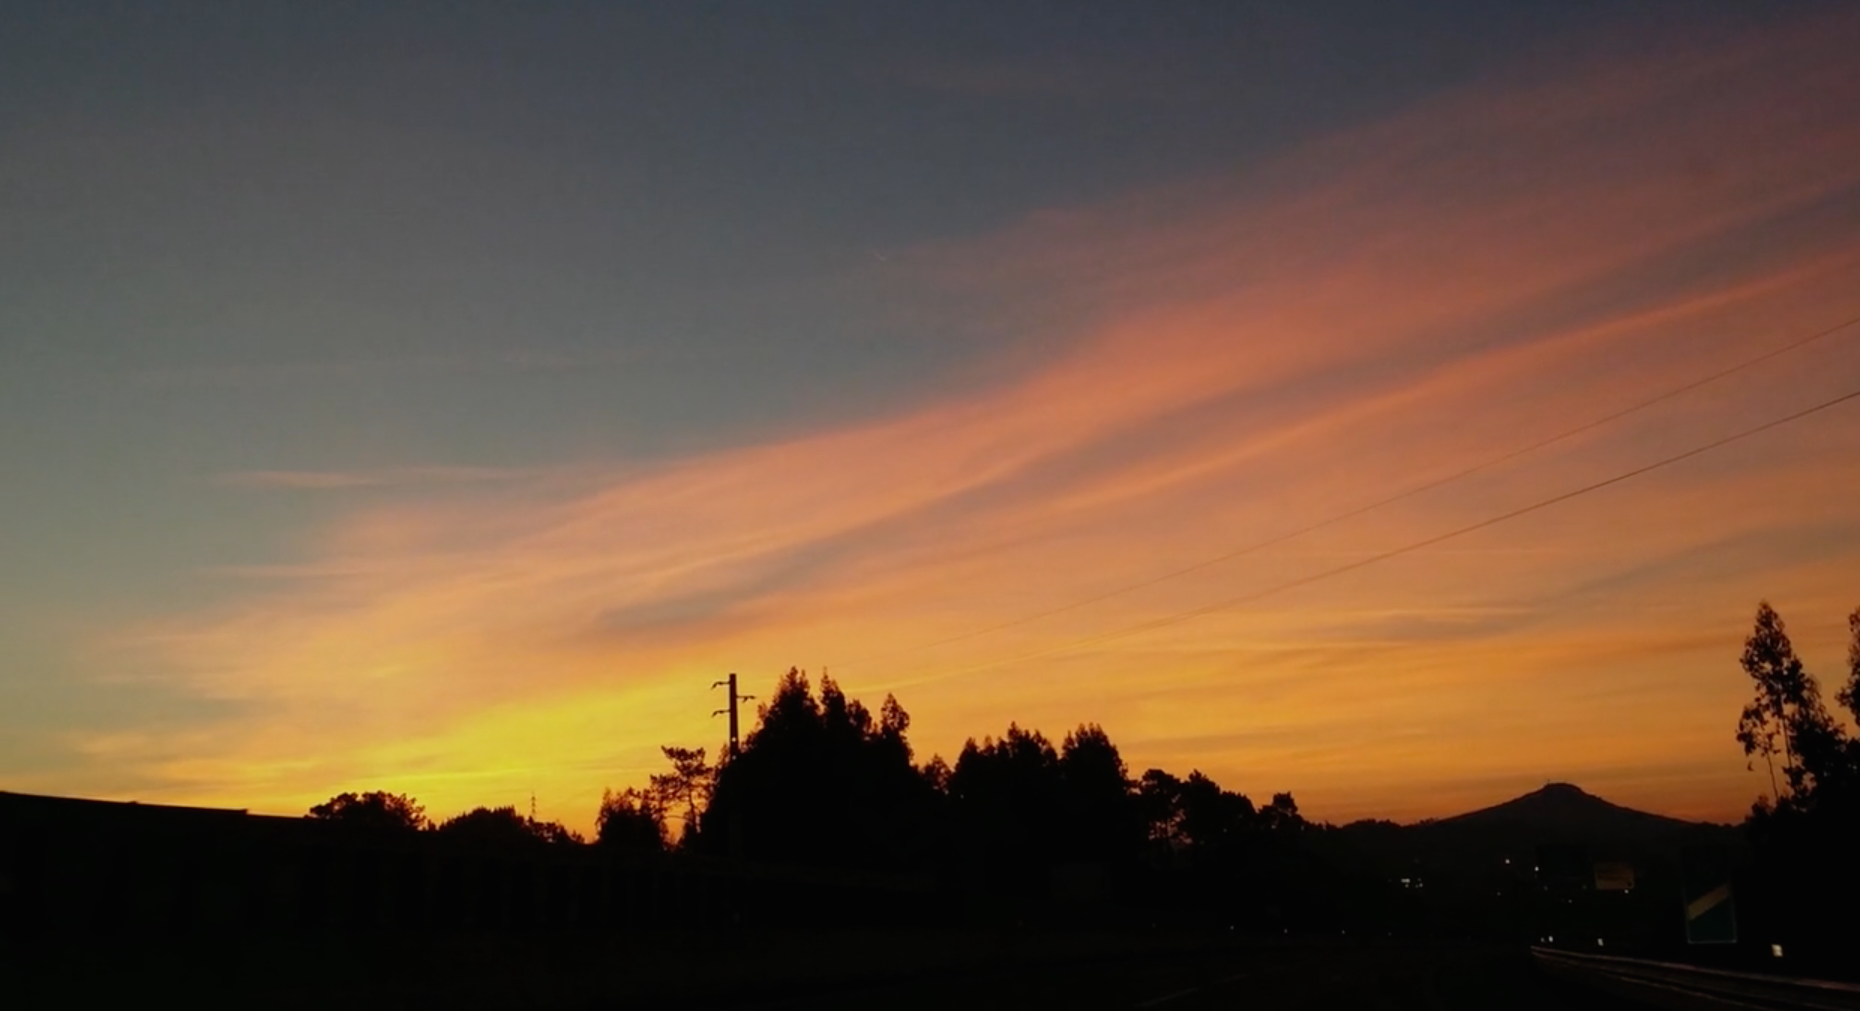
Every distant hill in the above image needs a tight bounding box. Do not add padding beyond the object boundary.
[1420,782,1730,844]
[1333,783,1738,868]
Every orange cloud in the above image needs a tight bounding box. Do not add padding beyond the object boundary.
[71,12,1860,832]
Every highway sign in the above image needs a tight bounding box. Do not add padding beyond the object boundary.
[1679,844,1736,944]
[1592,861,1635,891]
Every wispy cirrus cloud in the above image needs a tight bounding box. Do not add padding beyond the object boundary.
[199,562,386,582]
[81,11,1860,829]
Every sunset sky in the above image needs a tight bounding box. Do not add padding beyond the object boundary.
[4,2,1860,834]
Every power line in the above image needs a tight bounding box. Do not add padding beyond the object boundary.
[830,311,1860,671]
[885,383,1860,686]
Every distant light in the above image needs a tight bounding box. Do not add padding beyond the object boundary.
[1772,944,1784,958]
[1548,935,1555,943]
[1504,858,1511,865]
[1596,938,1605,947]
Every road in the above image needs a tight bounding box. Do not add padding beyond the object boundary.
[693,938,1658,1011]
[5,930,1660,1009]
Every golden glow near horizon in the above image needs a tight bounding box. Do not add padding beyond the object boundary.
[45,18,1860,834]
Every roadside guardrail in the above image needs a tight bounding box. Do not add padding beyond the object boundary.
[1532,946,1860,1010]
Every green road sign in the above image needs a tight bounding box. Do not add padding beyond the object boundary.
[1679,844,1736,944]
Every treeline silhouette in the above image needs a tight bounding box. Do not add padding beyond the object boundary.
[685,669,1339,928]
[299,668,1353,931]
[308,791,586,848]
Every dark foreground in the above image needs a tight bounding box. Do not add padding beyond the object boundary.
[691,937,1656,1011]
[3,931,1664,1010]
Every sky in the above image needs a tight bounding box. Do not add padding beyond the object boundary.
[4,1,1860,833]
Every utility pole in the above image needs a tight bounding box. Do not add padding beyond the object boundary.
[711,673,755,759]
[710,673,755,864]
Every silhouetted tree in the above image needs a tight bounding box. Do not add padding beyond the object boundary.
[1840,607,1860,726]
[920,754,952,795]
[1178,771,1259,851]
[1057,724,1143,863]
[1735,601,1860,967]
[1123,765,1337,928]
[434,806,583,846]
[596,787,666,853]
[1737,601,1851,808]
[1137,769,1185,846]
[947,724,1064,891]
[527,818,586,845]
[880,695,913,762]
[436,806,534,845]
[1262,792,1306,835]
[1136,768,1265,857]
[698,668,936,870]
[1840,607,1860,803]
[1738,603,1795,798]
[650,746,714,846]
[306,791,427,832]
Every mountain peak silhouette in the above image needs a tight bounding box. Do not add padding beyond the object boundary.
[1414,781,1732,850]
[1334,782,1738,870]
[1533,781,1588,797]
